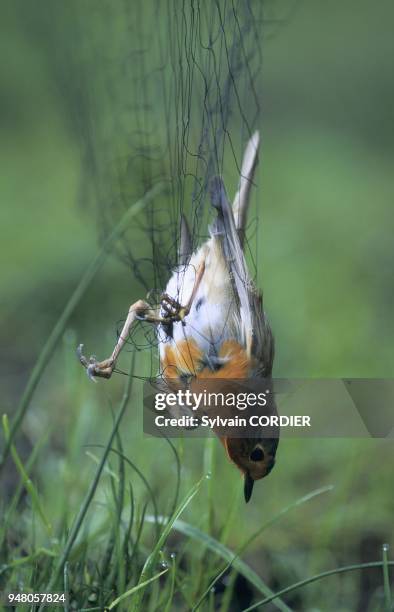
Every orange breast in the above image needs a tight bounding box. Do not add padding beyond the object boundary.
[161,338,251,380]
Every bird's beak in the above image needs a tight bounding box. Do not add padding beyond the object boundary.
[244,472,254,503]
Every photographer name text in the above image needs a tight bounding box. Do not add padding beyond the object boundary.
[154,414,311,428]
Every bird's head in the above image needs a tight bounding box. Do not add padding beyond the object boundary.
[223,437,278,502]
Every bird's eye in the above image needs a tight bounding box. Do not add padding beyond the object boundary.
[250,446,265,462]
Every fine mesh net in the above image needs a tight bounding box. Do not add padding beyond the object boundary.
[46,0,267,378]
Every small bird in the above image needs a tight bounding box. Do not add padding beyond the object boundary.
[78,131,278,502]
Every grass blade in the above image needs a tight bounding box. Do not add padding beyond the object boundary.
[163,554,176,612]
[382,544,392,611]
[0,432,47,547]
[107,568,169,610]
[242,560,394,611]
[163,437,181,519]
[2,414,52,538]
[0,547,56,576]
[63,561,70,612]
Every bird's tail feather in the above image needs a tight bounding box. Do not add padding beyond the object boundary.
[232,131,260,247]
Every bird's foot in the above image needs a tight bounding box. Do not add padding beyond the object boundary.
[77,344,114,381]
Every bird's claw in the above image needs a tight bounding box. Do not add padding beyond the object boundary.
[77,344,89,367]
[86,363,99,382]
[77,344,113,381]
[160,293,186,321]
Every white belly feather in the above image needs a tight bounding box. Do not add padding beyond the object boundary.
[158,237,242,360]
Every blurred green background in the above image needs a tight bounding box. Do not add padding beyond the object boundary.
[1,1,394,610]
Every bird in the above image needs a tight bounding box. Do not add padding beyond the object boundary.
[78,131,278,502]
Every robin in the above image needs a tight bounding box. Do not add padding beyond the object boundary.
[78,131,278,502]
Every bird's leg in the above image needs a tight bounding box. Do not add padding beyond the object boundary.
[160,260,205,321]
[78,262,206,381]
[78,299,160,380]
[182,261,205,316]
